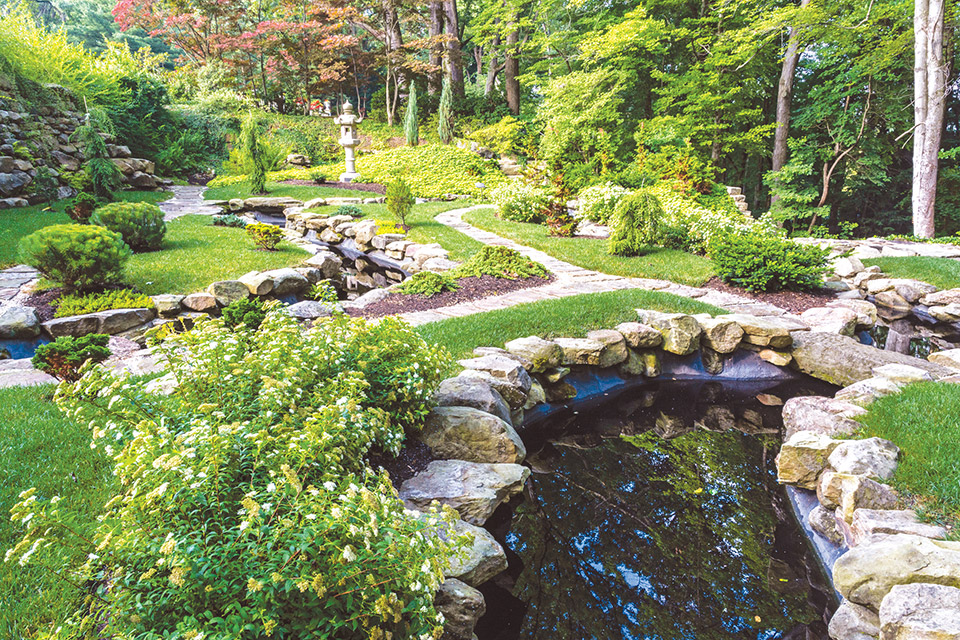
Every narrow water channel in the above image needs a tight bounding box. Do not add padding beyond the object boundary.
[479,379,836,640]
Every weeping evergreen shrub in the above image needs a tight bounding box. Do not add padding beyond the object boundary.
[242,113,268,194]
[608,190,665,256]
[71,112,122,200]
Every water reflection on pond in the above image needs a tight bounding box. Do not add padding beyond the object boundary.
[481,380,835,640]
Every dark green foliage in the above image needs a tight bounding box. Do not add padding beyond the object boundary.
[309,168,327,184]
[396,271,459,297]
[31,166,58,202]
[155,111,229,176]
[453,245,549,280]
[65,192,102,223]
[53,289,154,318]
[404,82,419,146]
[385,177,415,229]
[212,214,248,228]
[90,202,166,252]
[437,78,454,145]
[71,118,122,200]
[221,297,266,331]
[242,113,267,194]
[609,190,665,256]
[31,334,110,382]
[334,204,362,217]
[708,230,830,292]
[19,224,131,291]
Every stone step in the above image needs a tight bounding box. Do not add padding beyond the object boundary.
[726,186,742,196]
[732,194,747,203]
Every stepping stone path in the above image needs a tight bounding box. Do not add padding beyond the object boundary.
[159,185,224,220]
[0,265,39,301]
[397,205,794,326]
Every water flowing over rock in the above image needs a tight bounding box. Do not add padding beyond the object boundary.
[418,407,526,464]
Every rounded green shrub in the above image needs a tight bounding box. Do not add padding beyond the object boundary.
[396,271,460,297]
[90,202,167,252]
[334,204,362,217]
[31,333,110,382]
[608,190,665,256]
[708,229,830,292]
[452,245,549,280]
[19,224,131,291]
[246,222,285,250]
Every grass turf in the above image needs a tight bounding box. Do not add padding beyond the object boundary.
[203,181,369,202]
[415,288,726,359]
[462,207,716,286]
[126,215,309,295]
[0,191,171,268]
[0,385,115,636]
[856,381,960,534]
[863,256,960,291]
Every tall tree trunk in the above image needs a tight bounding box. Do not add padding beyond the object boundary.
[443,0,465,99]
[485,34,501,96]
[913,0,948,238]
[505,28,520,114]
[428,1,443,95]
[771,0,810,206]
[382,1,404,125]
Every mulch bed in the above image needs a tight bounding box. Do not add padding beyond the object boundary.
[348,273,554,319]
[703,277,839,314]
[367,439,434,485]
[20,287,65,322]
[278,180,386,195]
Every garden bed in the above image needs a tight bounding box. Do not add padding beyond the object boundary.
[703,277,838,314]
[348,273,554,318]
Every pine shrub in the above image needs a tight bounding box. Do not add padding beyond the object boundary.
[437,78,454,144]
[404,81,419,146]
[608,190,665,256]
[452,245,549,280]
[31,334,110,382]
[246,222,285,250]
[90,202,167,252]
[396,271,459,297]
[708,229,830,292]
[221,297,266,331]
[19,224,131,291]
[386,177,415,229]
[242,113,268,194]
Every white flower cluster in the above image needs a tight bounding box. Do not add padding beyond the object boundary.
[577,182,631,224]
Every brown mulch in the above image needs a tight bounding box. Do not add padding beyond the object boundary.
[278,179,386,195]
[703,277,839,314]
[367,439,434,485]
[20,287,65,322]
[348,273,555,319]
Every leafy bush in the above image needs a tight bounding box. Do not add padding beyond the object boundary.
[212,214,248,228]
[335,204,363,217]
[246,222,285,250]
[31,166,59,202]
[648,181,763,253]
[19,224,131,291]
[306,281,339,304]
[708,230,830,292]
[469,116,526,156]
[578,183,631,224]
[489,181,553,223]
[53,289,154,318]
[9,311,462,638]
[221,296,266,331]
[453,245,549,280]
[309,168,327,184]
[396,271,460,297]
[354,144,506,198]
[609,190,665,256]
[31,334,110,382]
[386,177,415,229]
[65,192,101,224]
[90,202,166,252]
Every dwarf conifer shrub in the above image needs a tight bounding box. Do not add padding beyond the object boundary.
[453,245,549,280]
[335,204,363,217]
[386,177,415,229]
[31,333,110,382]
[708,229,830,292]
[221,296,266,331]
[90,202,167,252]
[608,190,665,256]
[65,192,101,224]
[212,214,248,228]
[19,224,131,291]
[396,271,460,297]
[246,222,284,250]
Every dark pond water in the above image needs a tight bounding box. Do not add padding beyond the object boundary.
[479,379,836,640]
[0,336,50,360]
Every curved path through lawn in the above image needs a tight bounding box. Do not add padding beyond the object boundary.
[396,205,793,326]
[158,185,223,220]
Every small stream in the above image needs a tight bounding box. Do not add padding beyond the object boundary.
[479,379,837,640]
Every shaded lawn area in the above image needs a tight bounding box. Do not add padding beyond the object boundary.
[462,207,716,287]
[0,191,171,268]
[203,181,369,202]
[415,288,725,359]
[863,256,960,291]
[0,385,115,637]
[127,215,309,295]
[857,381,960,535]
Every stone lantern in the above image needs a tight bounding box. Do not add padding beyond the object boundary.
[334,101,363,182]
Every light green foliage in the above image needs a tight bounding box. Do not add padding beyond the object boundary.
[212,214,248,228]
[404,81,419,146]
[31,334,110,382]
[307,281,339,304]
[396,271,460,297]
[221,135,292,176]
[490,181,553,223]
[708,229,830,292]
[90,201,167,252]
[452,245,549,280]
[438,78,454,144]
[221,296,265,331]
[385,177,415,228]
[8,310,463,638]
[857,382,960,531]
[19,224,131,291]
[309,167,327,184]
[65,192,101,224]
[578,183,632,224]
[469,116,525,156]
[241,113,268,194]
[354,144,506,198]
[648,181,765,253]
[608,190,665,256]
[53,289,154,318]
[335,204,363,217]
[863,256,960,291]
[246,222,285,250]
[71,117,122,200]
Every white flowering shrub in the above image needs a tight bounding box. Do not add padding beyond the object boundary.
[489,181,554,223]
[6,309,467,639]
[577,183,631,224]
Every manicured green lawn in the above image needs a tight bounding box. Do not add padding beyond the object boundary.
[863,256,960,291]
[415,288,725,359]
[0,385,115,637]
[0,191,170,268]
[127,215,309,295]
[204,180,369,202]
[462,207,716,286]
[857,381,960,534]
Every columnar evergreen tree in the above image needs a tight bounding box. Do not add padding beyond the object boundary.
[437,77,454,144]
[242,113,267,195]
[404,81,419,146]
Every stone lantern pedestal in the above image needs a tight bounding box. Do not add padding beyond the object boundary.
[334,102,363,183]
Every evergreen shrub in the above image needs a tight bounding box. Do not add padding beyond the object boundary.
[608,190,665,256]
[246,223,284,250]
[19,224,131,290]
[386,177,415,229]
[90,202,166,252]
[396,271,460,297]
[453,245,549,280]
[31,334,110,382]
[708,229,830,292]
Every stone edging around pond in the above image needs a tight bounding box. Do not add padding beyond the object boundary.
[391,309,960,639]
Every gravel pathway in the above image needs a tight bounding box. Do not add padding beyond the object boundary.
[159,185,223,220]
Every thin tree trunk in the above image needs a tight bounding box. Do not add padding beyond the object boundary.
[428,1,443,95]
[444,0,465,99]
[485,33,501,96]
[913,0,948,238]
[771,0,810,206]
[505,27,520,114]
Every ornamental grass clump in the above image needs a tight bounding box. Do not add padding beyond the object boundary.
[453,245,549,280]
[8,309,466,638]
[19,224,131,291]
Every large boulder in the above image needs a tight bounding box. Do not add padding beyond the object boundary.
[352,219,378,246]
[260,268,309,296]
[790,332,952,387]
[207,280,249,307]
[0,302,40,338]
[818,472,898,523]
[434,376,512,425]
[615,322,664,349]
[239,271,275,296]
[782,395,867,441]
[828,300,879,328]
[399,460,530,525]
[418,406,526,464]
[850,509,948,546]
[801,307,859,336]
[828,438,900,481]
[457,369,528,409]
[696,317,744,353]
[835,376,903,407]
[458,354,532,395]
[717,313,793,349]
[243,197,302,214]
[833,535,960,609]
[445,519,508,587]
[43,308,155,338]
[435,578,485,640]
[151,294,184,317]
[828,600,881,640]
[503,336,562,372]
[285,300,334,320]
[553,337,607,365]
[775,431,841,490]
[182,292,218,312]
[919,288,960,306]
[585,329,630,367]
[636,310,701,355]
[304,251,343,280]
[928,349,960,371]
[878,583,960,639]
